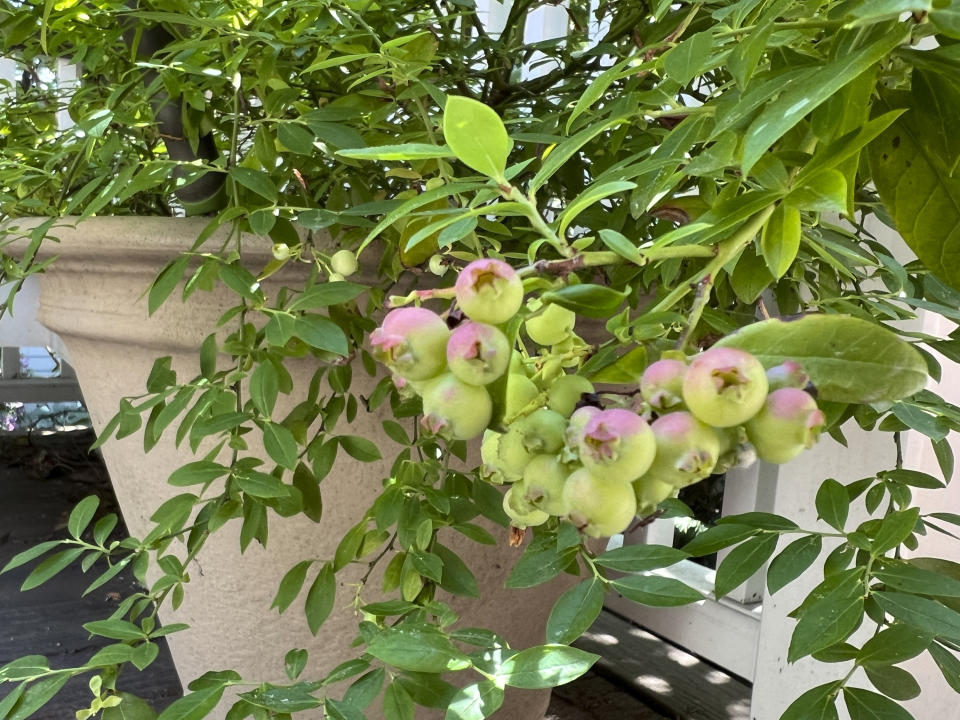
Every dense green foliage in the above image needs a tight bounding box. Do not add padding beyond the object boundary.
[3,1,960,719]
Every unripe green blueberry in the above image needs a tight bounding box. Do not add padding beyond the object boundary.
[633,476,676,517]
[766,360,810,391]
[497,427,538,477]
[503,484,549,529]
[525,304,576,346]
[428,254,447,276]
[481,430,518,483]
[547,374,595,417]
[420,373,492,441]
[646,411,721,489]
[272,242,291,261]
[455,258,524,325]
[563,469,637,538]
[330,249,358,277]
[565,405,602,450]
[640,358,688,411]
[746,388,826,464]
[682,347,769,427]
[522,454,571,516]
[713,426,752,474]
[446,321,511,386]
[515,408,568,454]
[370,307,450,381]
[504,373,539,419]
[578,409,656,482]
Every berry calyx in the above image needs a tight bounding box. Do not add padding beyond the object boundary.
[640,358,688,411]
[645,411,721,488]
[525,304,576,346]
[577,409,655,482]
[746,388,826,464]
[420,373,492,440]
[682,347,769,427]
[455,258,524,325]
[446,321,511,386]
[370,307,450,381]
[563,469,637,538]
[503,484,549,529]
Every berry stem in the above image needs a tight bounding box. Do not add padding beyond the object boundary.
[501,185,574,258]
[387,286,458,307]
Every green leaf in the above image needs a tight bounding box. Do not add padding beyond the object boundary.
[83,618,146,641]
[557,181,636,237]
[540,284,628,319]
[816,479,850,532]
[873,591,960,643]
[869,91,960,290]
[343,668,385,710]
[843,687,915,720]
[21,547,85,591]
[168,461,230,487]
[102,692,159,720]
[929,642,960,693]
[366,624,471,673]
[443,96,510,181]
[662,31,713,86]
[594,544,688,573]
[337,435,382,462]
[505,534,576,589]
[338,144,454,161]
[682,523,758,556]
[760,203,801,279]
[249,362,279,418]
[546,579,605,645]
[767,535,822,595]
[288,282,366,311]
[910,69,960,173]
[263,422,299,470]
[240,684,321,713]
[5,673,71,720]
[788,170,848,213]
[718,512,799,531]
[149,256,190,315]
[788,569,865,662]
[271,559,313,613]
[433,543,479,598]
[1,540,62,573]
[714,534,779,598]
[131,641,160,671]
[285,649,308,681]
[0,655,50,680]
[715,315,928,404]
[872,509,920,555]
[496,645,597,689]
[781,683,840,720]
[444,681,504,720]
[863,664,921,701]
[293,315,349,355]
[234,470,289,498]
[156,686,226,720]
[858,624,932,665]
[383,682,416,720]
[305,563,336,635]
[611,575,703,607]
[741,27,909,172]
[229,167,277,202]
[324,698,365,720]
[86,643,135,667]
[277,123,316,155]
[565,59,628,133]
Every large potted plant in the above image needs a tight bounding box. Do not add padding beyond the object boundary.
[3,1,960,719]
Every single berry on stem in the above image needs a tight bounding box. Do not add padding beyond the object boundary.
[525,304,576,346]
[577,408,656,482]
[563,469,637,538]
[640,358,688,411]
[682,347,768,427]
[645,411,721,489]
[370,307,450,381]
[420,373,492,440]
[455,258,524,325]
[746,388,825,464]
[521,454,571,516]
[446,321,511,386]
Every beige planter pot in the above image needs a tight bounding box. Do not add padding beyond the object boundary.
[12,217,578,719]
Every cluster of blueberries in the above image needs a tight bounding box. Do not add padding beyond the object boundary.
[370,258,825,538]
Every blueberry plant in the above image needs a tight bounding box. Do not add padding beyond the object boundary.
[2,1,960,719]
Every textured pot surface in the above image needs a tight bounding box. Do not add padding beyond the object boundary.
[14,217,576,720]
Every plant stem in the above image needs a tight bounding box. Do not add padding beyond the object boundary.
[502,185,572,257]
[675,272,715,351]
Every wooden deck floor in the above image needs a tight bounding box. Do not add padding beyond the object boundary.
[0,430,749,719]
